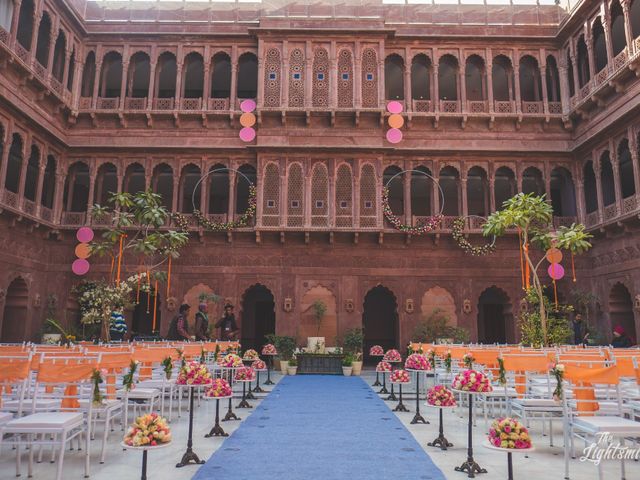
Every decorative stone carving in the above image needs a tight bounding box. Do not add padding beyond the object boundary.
[344,299,354,313]
[166,297,177,312]
[462,299,472,314]
[634,294,640,312]
[405,298,414,314]
[283,297,293,312]
[33,293,41,308]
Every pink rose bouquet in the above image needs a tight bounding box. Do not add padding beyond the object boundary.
[452,369,493,393]
[234,366,256,382]
[252,359,267,370]
[369,345,384,356]
[405,353,431,371]
[376,361,393,373]
[390,369,410,383]
[261,344,277,355]
[218,353,243,368]
[242,349,259,360]
[383,349,402,363]
[427,385,457,407]
[205,378,233,398]
[123,413,171,447]
[176,361,212,386]
[488,417,532,449]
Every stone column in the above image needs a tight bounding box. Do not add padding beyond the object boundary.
[628,127,640,199]
[171,176,179,213]
[377,41,384,108]
[403,49,411,109]
[61,48,71,88]
[29,10,39,58]
[433,63,439,113]
[86,164,96,222]
[228,169,237,222]
[305,41,313,109]
[610,143,623,213]
[459,64,466,112]
[52,168,65,222]
[461,176,468,217]
[35,161,46,211]
[575,180,586,223]
[175,60,184,110]
[282,42,290,107]
[570,51,580,96]
[46,26,56,73]
[513,60,522,114]
[585,35,596,79]
[304,162,312,228]
[353,161,360,228]
[119,59,129,109]
[602,6,614,63]
[432,161,440,215]
[91,58,103,109]
[147,60,157,111]
[0,123,11,190]
[17,140,29,202]
[328,160,335,227]
[540,63,550,115]
[404,164,411,225]
[255,162,263,228]
[257,40,265,108]
[489,177,496,212]
[71,56,83,109]
[558,64,571,115]
[486,59,494,113]
[354,52,362,109]
[199,164,207,213]
[621,0,635,53]
[279,168,286,227]
[9,0,22,44]
[203,46,211,110]
[230,59,238,110]
[593,155,604,222]
[65,170,75,212]
[330,42,338,109]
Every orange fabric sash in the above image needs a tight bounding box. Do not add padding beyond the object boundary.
[564,365,619,415]
[37,363,95,410]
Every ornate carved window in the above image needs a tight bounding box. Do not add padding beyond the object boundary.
[262,162,280,227]
[361,48,378,108]
[288,48,304,108]
[335,164,353,227]
[311,162,328,227]
[287,163,304,227]
[359,163,377,227]
[264,48,282,107]
[338,49,354,108]
[312,48,329,107]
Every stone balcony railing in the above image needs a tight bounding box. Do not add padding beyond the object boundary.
[583,193,640,229]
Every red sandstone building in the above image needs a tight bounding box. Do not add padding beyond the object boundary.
[0,0,639,351]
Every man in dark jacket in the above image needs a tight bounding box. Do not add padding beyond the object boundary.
[215,304,239,340]
[167,303,191,341]
[194,303,210,341]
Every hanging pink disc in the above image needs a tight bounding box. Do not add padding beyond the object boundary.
[239,127,256,142]
[386,128,403,144]
[240,99,256,113]
[548,263,565,280]
[387,101,403,114]
[72,259,90,276]
[76,227,94,243]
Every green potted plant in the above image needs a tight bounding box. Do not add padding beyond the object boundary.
[307,300,327,353]
[276,336,296,375]
[287,355,298,375]
[343,328,364,375]
[342,354,353,376]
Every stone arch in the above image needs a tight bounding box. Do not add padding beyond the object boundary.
[240,283,276,351]
[237,52,258,100]
[1,276,29,343]
[421,286,458,327]
[183,52,204,100]
[151,163,173,210]
[494,166,516,210]
[41,154,56,208]
[522,166,544,196]
[477,286,512,344]
[123,162,145,194]
[100,51,123,98]
[64,161,90,213]
[545,55,561,102]
[583,160,598,213]
[95,162,118,205]
[566,50,576,97]
[577,35,590,87]
[608,282,637,344]
[211,52,231,99]
[235,164,256,216]
[16,0,34,50]
[465,54,486,101]
[519,55,542,102]
[156,52,177,100]
[611,1,626,56]
[492,54,514,101]
[81,51,96,98]
[632,0,640,39]
[51,30,67,82]
[467,165,488,216]
[411,53,431,101]
[363,285,398,353]
[5,132,23,193]
[35,12,51,67]
[385,53,405,100]
[127,51,151,99]
[439,165,460,216]
[383,165,404,216]
[411,165,433,216]
[600,151,616,207]
[299,285,337,345]
[179,163,202,213]
[23,144,40,201]
[550,166,577,216]
[438,54,459,101]
[592,17,608,73]
[618,139,635,199]
[207,163,229,215]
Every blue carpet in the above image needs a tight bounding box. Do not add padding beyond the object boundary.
[192,375,446,480]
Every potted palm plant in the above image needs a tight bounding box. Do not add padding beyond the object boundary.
[307,300,327,353]
[277,336,296,375]
[287,356,298,375]
[342,354,353,376]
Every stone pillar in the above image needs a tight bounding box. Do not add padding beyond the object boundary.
[540,64,550,114]
[147,60,157,111]
[175,60,183,110]
[404,164,411,225]
[282,42,289,107]
[558,64,571,115]
[0,123,11,190]
[279,168,286,227]
[228,169,237,222]
[354,52,362,109]
[328,161,336,227]
[172,176,179,213]
[403,50,411,109]
[486,59,494,113]
[377,42,384,108]
[621,0,635,53]
[86,164,96,221]
[35,161,46,210]
[203,46,211,110]
[304,162,312,228]
[461,177,468,217]
[585,35,596,79]
[489,177,496,212]
[9,0,22,44]
[255,163,263,228]
[230,59,238,110]
[628,127,640,199]
[575,180,586,223]
[119,59,129,109]
[610,143,623,213]
[29,10,39,58]
[330,45,338,109]
[61,48,71,88]
[91,59,102,109]
[46,26,56,73]
[17,140,29,201]
[52,168,65,222]
[433,63,439,113]
[257,40,265,108]
[459,64,466,112]
[305,41,312,109]
[432,161,440,215]
[593,155,604,222]
[199,165,207,213]
[65,170,75,211]
[602,5,614,63]
[71,56,83,110]
[353,161,360,228]
[513,60,522,114]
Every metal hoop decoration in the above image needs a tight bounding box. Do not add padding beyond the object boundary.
[382,169,445,235]
[172,167,257,232]
[451,215,497,256]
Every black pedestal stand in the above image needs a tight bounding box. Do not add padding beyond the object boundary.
[386,382,398,401]
[507,452,514,480]
[393,384,409,412]
[253,371,265,393]
[222,377,239,422]
[410,371,428,424]
[205,398,228,437]
[428,408,453,450]
[176,387,205,468]
[246,381,257,400]
[264,356,275,385]
[454,394,487,478]
[373,370,382,387]
[378,372,389,394]
[141,451,148,480]
[237,381,252,408]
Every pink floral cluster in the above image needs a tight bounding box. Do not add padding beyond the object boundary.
[369,345,384,356]
[376,361,393,373]
[176,361,212,386]
[261,344,277,355]
[383,349,402,362]
[390,369,410,383]
[205,378,233,398]
[488,417,532,449]
[252,359,267,370]
[242,349,259,360]
[234,366,256,382]
[405,353,431,371]
[427,385,456,407]
[452,369,493,393]
[218,353,243,368]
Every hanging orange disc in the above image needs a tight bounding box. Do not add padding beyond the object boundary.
[388,114,404,129]
[74,243,91,259]
[545,247,563,264]
[239,112,256,128]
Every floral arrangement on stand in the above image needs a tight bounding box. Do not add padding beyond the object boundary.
[463,353,475,369]
[550,363,565,400]
[261,344,277,355]
[390,369,411,383]
[405,353,431,371]
[369,345,384,356]
[497,357,506,385]
[161,356,173,380]
[176,361,212,386]
[122,360,139,392]
[376,361,393,373]
[452,369,493,393]
[91,368,106,405]
[443,350,452,373]
[218,353,243,368]
[234,366,256,382]
[242,349,259,361]
[427,385,457,407]
[205,378,233,398]
[382,187,443,235]
[252,359,267,370]
[488,418,532,449]
[123,413,172,447]
[451,217,496,256]
[383,349,402,363]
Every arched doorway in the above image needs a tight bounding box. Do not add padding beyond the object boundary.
[132,288,160,338]
[477,286,512,344]
[299,286,337,343]
[1,277,28,343]
[609,283,636,344]
[363,285,398,358]
[240,284,276,351]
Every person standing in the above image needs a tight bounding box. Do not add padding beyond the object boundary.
[109,306,128,342]
[571,313,588,345]
[194,302,210,341]
[167,303,191,341]
[215,303,239,340]
[611,325,633,348]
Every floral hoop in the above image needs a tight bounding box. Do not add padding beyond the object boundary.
[451,216,496,256]
[173,167,257,232]
[382,169,444,235]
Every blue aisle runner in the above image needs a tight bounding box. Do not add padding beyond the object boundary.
[193,375,445,480]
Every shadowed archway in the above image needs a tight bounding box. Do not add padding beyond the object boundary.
[363,285,398,358]
[1,277,28,343]
[477,286,512,344]
[240,284,276,351]
[608,283,636,344]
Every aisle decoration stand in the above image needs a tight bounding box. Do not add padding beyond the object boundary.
[218,354,243,421]
[370,345,384,387]
[122,413,172,480]
[426,385,456,450]
[261,344,277,386]
[251,359,267,393]
[175,362,212,467]
[242,350,259,399]
[235,366,256,409]
[376,361,392,395]
[383,349,402,401]
[389,369,410,412]
[484,418,533,480]
[405,353,430,424]
[452,369,493,477]
[203,378,233,438]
